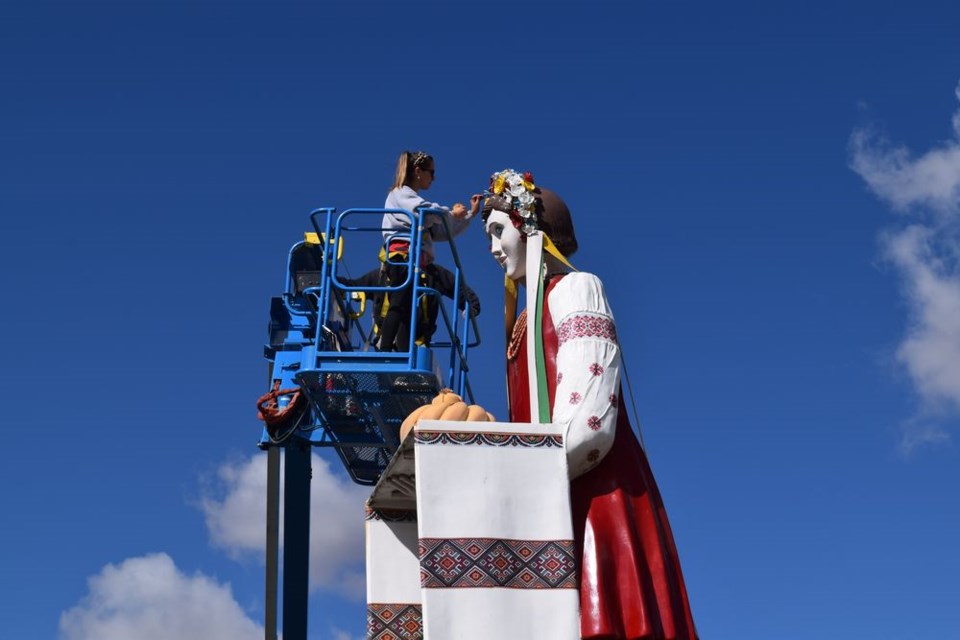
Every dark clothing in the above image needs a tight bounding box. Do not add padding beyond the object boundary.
[427,262,482,317]
[378,260,415,352]
[342,262,480,351]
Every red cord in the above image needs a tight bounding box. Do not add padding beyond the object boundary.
[256,379,304,429]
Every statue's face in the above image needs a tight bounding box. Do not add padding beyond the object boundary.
[485,209,526,280]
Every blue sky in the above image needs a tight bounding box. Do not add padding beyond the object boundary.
[2,1,959,638]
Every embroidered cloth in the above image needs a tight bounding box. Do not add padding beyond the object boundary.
[365,418,579,639]
[415,419,578,639]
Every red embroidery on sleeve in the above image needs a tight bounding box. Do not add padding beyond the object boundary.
[609,393,618,405]
[586,449,600,463]
[587,416,601,431]
[557,314,617,347]
[569,392,582,405]
[589,363,604,377]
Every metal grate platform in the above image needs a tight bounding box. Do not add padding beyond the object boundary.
[295,368,441,484]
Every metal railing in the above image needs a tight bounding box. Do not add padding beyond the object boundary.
[303,206,480,397]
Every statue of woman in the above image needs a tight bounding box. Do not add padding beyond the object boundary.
[482,169,698,640]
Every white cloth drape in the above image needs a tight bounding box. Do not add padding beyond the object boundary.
[414,419,579,640]
[365,419,579,639]
[365,507,422,639]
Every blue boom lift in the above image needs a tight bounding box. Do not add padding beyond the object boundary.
[257,207,479,640]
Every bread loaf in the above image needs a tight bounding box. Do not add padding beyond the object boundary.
[399,404,431,439]
[432,389,462,407]
[440,401,469,421]
[466,405,488,422]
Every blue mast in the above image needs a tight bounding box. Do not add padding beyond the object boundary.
[257,206,479,639]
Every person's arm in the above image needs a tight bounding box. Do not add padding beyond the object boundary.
[390,187,450,216]
[450,194,482,219]
[425,194,482,242]
[387,187,471,242]
[460,280,481,317]
[383,188,422,243]
[424,208,472,241]
[549,273,621,478]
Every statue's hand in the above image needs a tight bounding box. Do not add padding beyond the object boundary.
[400,388,496,441]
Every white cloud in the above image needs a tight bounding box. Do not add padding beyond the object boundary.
[59,553,262,640]
[850,81,960,451]
[199,452,370,598]
[898,418,951,456]
[885,226,960,412]
[850,83,960,215]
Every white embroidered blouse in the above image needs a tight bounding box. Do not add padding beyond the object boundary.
[549,272,622,479]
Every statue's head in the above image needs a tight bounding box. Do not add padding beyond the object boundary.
[482,170,578,280]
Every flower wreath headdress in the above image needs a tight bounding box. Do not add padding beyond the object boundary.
[487,169,539,237]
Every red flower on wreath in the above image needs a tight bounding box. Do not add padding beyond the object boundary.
[523,171,535,183]
[508,210,524,230]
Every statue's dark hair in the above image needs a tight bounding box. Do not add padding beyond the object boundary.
[482,186,578,257]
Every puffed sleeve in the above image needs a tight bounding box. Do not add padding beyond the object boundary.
[549,273,621,478]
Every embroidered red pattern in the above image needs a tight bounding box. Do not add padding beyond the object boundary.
[557,372,563,384]
[587,416,601,431]
[419,538,577,589]
[557,314,617,347]
[415,431,562,448]
[609,393,618,405]
[367,603,423,640]
[365,506,417,522]
[587,449,601,463]
[589,363,604,376]
[569,392,582,405]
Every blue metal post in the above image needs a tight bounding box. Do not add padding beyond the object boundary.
[282,441,311,640]
[406,209,424,368]
[315,210,335,348]
[265,446,280,640]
